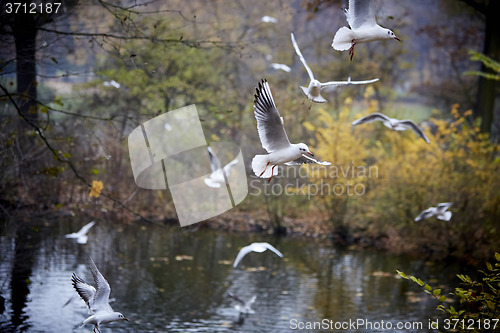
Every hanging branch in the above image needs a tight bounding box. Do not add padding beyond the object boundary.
[0,84,159,225]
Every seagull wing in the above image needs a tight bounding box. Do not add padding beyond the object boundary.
[223,158,239,178]
[227,293,245,305]
[414,208,434,222]
[397,120,430,143]
[285,154,331,166]
[77,221,96,237]
[71,273,96,311]
[233,245,253,268]
[436,202,453,212]
[254,79,291,153]
[261,242,284,258]
[87,256,113,313]
[348,0,377,30]
[320,77,379,92]
[207,146,222,173]
[291,33,315,81]
[352,112,391,126]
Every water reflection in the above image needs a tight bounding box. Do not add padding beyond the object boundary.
[0,218,456,332]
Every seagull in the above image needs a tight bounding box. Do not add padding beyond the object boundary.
[261,15,277,23]
[270,63,291,73]
[233,242,283,268]
[227,293,257,314]
[415,203,453,222]
[291,32,379,103]
[351,112,430,143]
[204,146,239,188]
[252,79,331,180]
[71,256,128,333]
[332,0,401,61]
[65,221,96,244]
[103,80,120,89]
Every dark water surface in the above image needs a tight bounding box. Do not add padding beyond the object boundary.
[0,217,458,332]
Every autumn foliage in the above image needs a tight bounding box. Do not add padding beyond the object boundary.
[303,88,499,260]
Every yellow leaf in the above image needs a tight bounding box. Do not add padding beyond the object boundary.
[89,180,103,198]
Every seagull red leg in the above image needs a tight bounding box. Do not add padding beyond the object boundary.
[349,40,355,61]
[267,165,277,183]
[259,162,270,177]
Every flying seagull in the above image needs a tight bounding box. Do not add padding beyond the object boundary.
[233,242,283,268]
[291,32,379,103]
[415,202,453,222]
[65,221,96,244]
[71,256,128,333]
[332,0,401,61]
[227,293,257,314]
[270,63,292,73]
[252,79,331,180]
[351,112,430,143]
[261,15,277,23]
[204,146,239,189]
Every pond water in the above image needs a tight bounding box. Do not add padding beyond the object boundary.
[0,217,459,332]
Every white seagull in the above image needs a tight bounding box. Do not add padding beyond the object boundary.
[415,203,453,222]
[352,112,430,143]
[252,79,331,180]
[291,32,379,103]
[65,221,96,244]
[71,256,128,333]
[103,80,120,89]
[270,63,291,73]
[204,146,239,188]
[332,0,401,61]
[261,15,277,23]
[227,293,257,314]
[233,242,283,268]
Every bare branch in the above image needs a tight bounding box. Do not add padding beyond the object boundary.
[0,83,157,224]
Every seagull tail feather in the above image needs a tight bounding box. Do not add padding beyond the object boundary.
[251,155,277,179]
[332,26,354,51]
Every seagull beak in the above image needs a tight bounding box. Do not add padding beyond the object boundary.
[394,36,401,42]
[307,152,314,157]
[124,318,129,321]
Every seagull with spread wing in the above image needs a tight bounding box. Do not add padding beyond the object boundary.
[291,32,379,103]
[332,0,400,60]
[233,242,283,268]
[204,146,239,188]
[352,112,430,143]
[415,203,453,222]
[65,221,96,245]
[252,79,331,181]
[227,293,257,314]
[71,256,128,333]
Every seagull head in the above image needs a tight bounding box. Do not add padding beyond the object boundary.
[385,29,400,41]
[296,143,314,157]
[116,313,128,321]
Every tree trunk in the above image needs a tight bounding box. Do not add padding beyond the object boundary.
[475,1,500,133]
[13,13,38,124]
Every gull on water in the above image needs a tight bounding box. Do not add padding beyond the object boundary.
[332,0,400,60]
[71,256,128,333]
[352,112,430,143]
[227,293,257,314]
[204,146,239,188]
[291,32,379,103]
[252,79,331,181]
[415,203,453,222]
[65,221,96,244]
[233,242,283,268]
